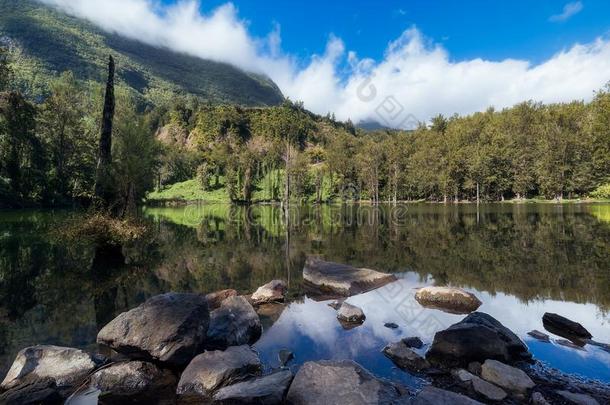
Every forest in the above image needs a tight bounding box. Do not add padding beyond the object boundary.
[1,46,609,209]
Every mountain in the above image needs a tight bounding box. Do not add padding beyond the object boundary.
[0,0,284,106]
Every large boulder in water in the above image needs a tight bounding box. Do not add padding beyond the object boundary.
[415,286,482,314]
[0,345,102,403]
[426,312,531,368]
[250,280,287,305]
[176,345,261,401]
[89,361,177,404]
[97,292,210,368]
[542,312,592,341]
[286,360,405,404]
[213,370,293,404]
[206,296,262,349]
[303,257,397,298]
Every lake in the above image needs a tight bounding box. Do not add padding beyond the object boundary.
[1,203,609,388]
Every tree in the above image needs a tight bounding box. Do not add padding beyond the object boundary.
[0,47,11,92]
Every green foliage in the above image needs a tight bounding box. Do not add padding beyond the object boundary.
[146,178,230,203]
[590,184,610,199]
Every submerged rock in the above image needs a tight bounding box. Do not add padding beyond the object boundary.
[251,280,287,305]
[555,390,600,405]
[543,313,593,340]
[0,345,101,403]
[414,286,482,314]
[555,338,586,351]
[426,312,531,367]
[206,296,262,349]
[528,330,551,342]
[97,292,210,367]
[177,345,261,400]
[286,360,405,404]
[256,302,286,331]
[206,289,238,310]
[278,349,294,367]
[89,361,176,404]
[382,341,430,373]
[411,386,484,405]
[480,359,535,394]
[213,370,293,404]
[384,322,399,329]
[336,302,366,324]
[303,257,397,297]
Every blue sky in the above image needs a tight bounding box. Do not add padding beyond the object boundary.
[169,0,609,65]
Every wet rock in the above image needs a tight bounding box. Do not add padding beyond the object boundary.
[452,369,507,401]
[97,293,209,367]
[176,345,261,400]
[555,338,586,351]
[89,361,176,403]
[206,296,262,349]
[532,392,551,405]
[286,360,405,404]
[206,289,238,310]
[426,312,531,367]
[415,286,482,314]
[528,330,550,342]
[480,359,535,394]
[555,390,600,405]
[251,280,287,305]
[278,349,294,367]
[0,345,100,401]
[327,300,343,310]
[303,257,397,297]
[411,386,484,405]
[384,322,399,329]
[336,302,366,324]
[402,336,424,349]
[213,370,293,404]
[383,341,430,372]
[542,313,592,340]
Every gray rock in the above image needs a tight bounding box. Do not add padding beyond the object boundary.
[383,341,430,372]
[213,370,293,404]
[402,337,424,349]
[251,280,287,305]
[480,359,535,394]
[384,322,399,329]
[528,330,550,342]
[327,300,343,310]
[426,312,531,367]
[303,257,397,297]
[286,360,404,404]
[543,313,592,340]
[206,296,262,349]
[0,380,63,405]
[555,339,586,351]
[89,361,176,403]
[415,286,482,314]
[176,345,261,400]
[452,369,507,401]
[337,302,366,323]
[206,289,238,310]
[97,293,209,367]
[278,349,294,367]
[555,390,600,405]
[531,392,551,405]
[411,386,484,405]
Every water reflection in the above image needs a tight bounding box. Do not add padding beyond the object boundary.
[0,204,609,384]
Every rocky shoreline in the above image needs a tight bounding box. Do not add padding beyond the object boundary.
[1,260,608,404]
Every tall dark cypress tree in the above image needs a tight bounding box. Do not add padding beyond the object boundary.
[93,55,115,207]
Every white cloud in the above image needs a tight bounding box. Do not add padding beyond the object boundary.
[549,1,584,22]
[39,0,610,128]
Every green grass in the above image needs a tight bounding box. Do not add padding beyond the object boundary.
[146,179,230,203]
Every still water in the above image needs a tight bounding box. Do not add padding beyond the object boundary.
[1,203,609,386]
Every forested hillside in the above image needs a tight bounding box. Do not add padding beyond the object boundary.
[0,0,284,106]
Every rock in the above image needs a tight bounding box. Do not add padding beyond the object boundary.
[555,338,586,351]
[251,280,287,305]
[303,257,397,297]
[286,360,404,404]
[97,292,209,367]
[384,322,399,329]
[467,362,482,376]
[213,370,293,404]
[0,380,63,405]
[327,300,343,310]
[176,345,261,400]
[1,345,100,399]
[585,339,610,353]
[206,296,262,349]
[415,286,482,314]
[426,312,531,367]
[402,336,424,349]
[411,386,484,405]
[528,330,550,342]
[452,369,507,401]
[278,350,294,367]
[555,390,600,405]
[336,302,366,324]
[206,289,238,310]
[542,313,592,340]
[256,302,286,330]
[480,359,535,394]
[383,341,430,372]
[532,392,551,405]
[89,361,176,403]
